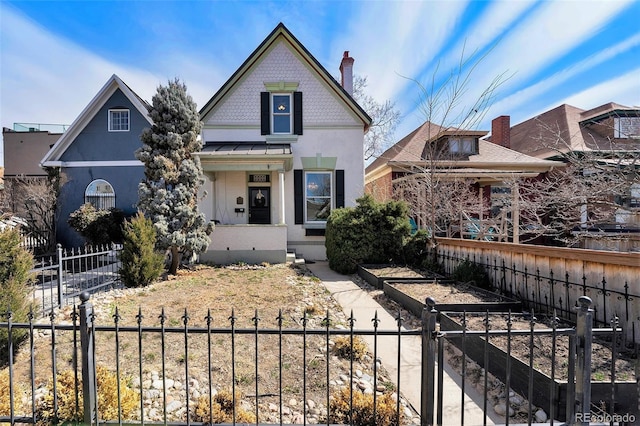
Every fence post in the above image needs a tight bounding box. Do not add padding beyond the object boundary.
[421,297,438,426]
[56,244,64,308]
[79,292,96,425]
[573,296,593,426]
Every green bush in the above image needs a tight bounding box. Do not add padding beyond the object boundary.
[68,203,126,246]
[119,212,165,287]
[0,227,34,366]
[325,195,411,274]
[451,259,492,290]
[402,229,429,267]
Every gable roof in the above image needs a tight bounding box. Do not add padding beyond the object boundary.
[199,22,371,130]
[366,121,561,181]
[41,74,152,166]
[509,103,640,159]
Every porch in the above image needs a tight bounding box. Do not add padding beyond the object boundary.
[199,223,288,265]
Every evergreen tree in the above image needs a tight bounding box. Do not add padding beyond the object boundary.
[136,79,211,274]
[119,212,164,287]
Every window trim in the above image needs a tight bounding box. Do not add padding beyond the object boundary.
[271,93,292,135]
[108,109,130,132]
[304,171,333,224]
[448,137,476,154]
[85,179,116,210]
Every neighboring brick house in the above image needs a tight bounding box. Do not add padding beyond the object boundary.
[40,74,152,247]
[197,23,371,263]
[365,120,561,242]
[502,102,640,250]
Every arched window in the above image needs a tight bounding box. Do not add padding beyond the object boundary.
[85,179,115,210]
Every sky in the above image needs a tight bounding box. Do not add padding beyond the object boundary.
[1,0,640,166]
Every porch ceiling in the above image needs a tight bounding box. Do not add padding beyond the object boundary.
[196,142,294,171]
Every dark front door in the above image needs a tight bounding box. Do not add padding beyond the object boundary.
[249,187,270,224]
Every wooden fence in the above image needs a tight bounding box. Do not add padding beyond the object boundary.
[435,238,640,342]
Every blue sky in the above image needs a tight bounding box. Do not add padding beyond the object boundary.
[1,0,639,163]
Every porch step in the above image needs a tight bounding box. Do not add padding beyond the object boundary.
[286,250,306,265]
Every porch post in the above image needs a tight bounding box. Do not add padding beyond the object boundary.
[512,182,520,244]
[279,169,285,224]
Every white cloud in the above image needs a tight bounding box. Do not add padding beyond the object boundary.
[335,0,468,103]
[487,33,640,119]
[560,69,640,109]
[0,6,153,127]
[0,4,225,129]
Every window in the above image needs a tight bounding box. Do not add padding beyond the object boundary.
[272,94,291,134]
[449,137,475,154]
[261,92,302,135]
[85,179,115,210]
[109,109,130,132]
[305,172,332,222]
[614,117,640,139]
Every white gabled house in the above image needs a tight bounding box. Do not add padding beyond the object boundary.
[196,23,371,264]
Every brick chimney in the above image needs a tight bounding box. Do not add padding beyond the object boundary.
[339,51,354,96]
[491,115,511,149]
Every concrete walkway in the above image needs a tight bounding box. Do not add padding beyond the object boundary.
[305,261,501,426]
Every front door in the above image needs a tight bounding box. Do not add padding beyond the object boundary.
[249,187,270,224]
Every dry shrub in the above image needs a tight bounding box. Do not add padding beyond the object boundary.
[329,386,402,425]
[0,370,24,416]
[333,335,368,361]
[192,389,256,423]
[36,366,139,424]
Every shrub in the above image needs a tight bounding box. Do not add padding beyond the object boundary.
[325,195,411,274]
[329,386,402,425]
[192,389,256,423]
[0,228,34,366]
[68,203,126,246]
[332,336,368,362]
[36,365,139,424]
[402,229,429,267]
[0,370,24,416]
[119,212,165,287]
[451,259,492,290]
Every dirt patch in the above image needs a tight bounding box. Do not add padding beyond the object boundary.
[9,264,411,423]
[449,312,636,382]
[359,265,424,279]
[391,281,505,305]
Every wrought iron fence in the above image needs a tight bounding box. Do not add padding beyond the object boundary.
[1,293,633,425]
[30,244,122,315]
[436,248,640,345]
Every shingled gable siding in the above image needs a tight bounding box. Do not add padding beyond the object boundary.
[260,91,303,135]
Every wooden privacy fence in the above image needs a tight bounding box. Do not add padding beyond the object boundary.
[435,238,640,342]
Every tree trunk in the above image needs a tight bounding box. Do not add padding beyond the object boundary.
[169,246,180,275]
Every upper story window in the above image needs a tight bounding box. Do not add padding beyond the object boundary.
[614,117,640,139]
[85,179,115,210]
[109,109,130,132]
[261,91,302,136]
[448,137,476,154]
[272,94,291,134]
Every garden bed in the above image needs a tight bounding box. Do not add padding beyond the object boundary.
[357,264,426,289]
[383,279,522,318]
[440,312,638,421]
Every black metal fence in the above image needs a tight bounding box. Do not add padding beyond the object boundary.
[436,248,640,344]
[1,292,633,425]
[30,244,122,315]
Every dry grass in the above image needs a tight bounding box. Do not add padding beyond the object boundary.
[8,263,359,420]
